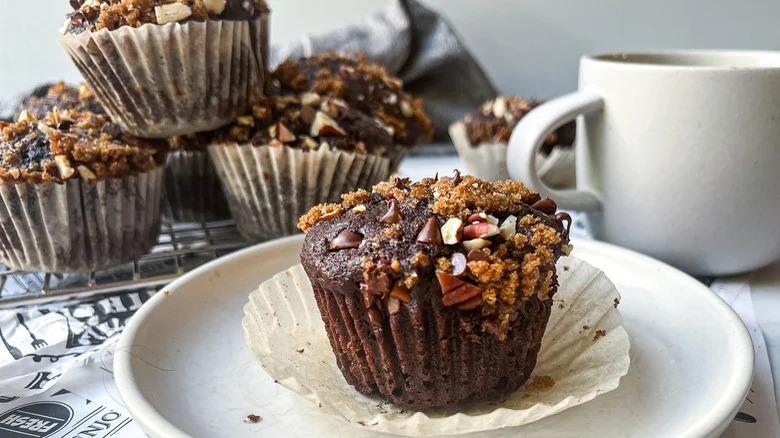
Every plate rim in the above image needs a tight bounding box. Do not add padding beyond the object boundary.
[114,236,754,438]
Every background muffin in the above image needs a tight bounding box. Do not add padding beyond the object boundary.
[298,172,571,408]
[450,96,576,185]
[0,108,166,272]
[58,0,270,137]
[274,52,434,169]
[209,92,397,241]
[17,82,105,119]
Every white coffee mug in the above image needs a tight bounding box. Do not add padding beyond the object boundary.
[507,51,780,276]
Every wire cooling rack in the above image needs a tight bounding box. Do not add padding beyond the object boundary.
[0,220,250,308]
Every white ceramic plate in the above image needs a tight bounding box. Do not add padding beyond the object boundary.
[115,236,753,438]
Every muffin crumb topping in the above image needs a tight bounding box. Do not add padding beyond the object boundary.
[299,171,570,340]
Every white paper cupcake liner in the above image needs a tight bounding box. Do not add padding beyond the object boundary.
[58,17,268,138]
[449,121,576,187]
[208,143,392,242]
[242,257,630,436]
[163,149,231,223]
[0,167,164,273]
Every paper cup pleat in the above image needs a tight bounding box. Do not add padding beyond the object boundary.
[209,144,391,242]
[450,121,575,187]
[0,168,163,273]
[243,258,630,436]
[58,16,268,138]
[163,150,230,223]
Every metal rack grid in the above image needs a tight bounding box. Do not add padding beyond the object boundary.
[0,220,250,308]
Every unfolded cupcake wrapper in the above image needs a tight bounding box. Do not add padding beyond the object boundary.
[164,149,231,223]
[242,257,630,436]
[58,16,268,138]
[0,167,164,273]
[208,143,392,242]
[449,122,576,187]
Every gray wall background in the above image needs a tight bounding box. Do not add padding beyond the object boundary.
[2,0,780,108]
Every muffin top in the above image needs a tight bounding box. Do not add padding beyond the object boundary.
[299,172,571,340]
[0,109,166,184]
[62,0,269,34]
[463,96,576,155]
[18,82,105,119]
[273,52,434,147]
[207,94,397,156]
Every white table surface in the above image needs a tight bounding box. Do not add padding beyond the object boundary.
[400,154,780,420]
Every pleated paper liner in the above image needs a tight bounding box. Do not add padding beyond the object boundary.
[163,150,231,223]
[208,143,392,242]
[449,121,576,188]
[58,17,268,138]
[0,167,163,273]
[242,257,630,436]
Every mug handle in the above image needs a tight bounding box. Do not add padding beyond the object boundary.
[507,87,604,211]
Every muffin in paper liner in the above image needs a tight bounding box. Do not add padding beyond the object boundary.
[208,143,392,242]
[0,167,163,273]
[242,257,629,436]
[58,17,268,138]
[449,121,576,187]
[163,150,231,223]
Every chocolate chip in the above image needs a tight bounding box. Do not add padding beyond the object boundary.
[467,249,489,263]
[367,308,384,327]
[329,230,363,250]
[392,177,410,191]
[433,172,438,182]
[380,199,403,224]
[526,192,542,205]
[456,295,483,311]
[553,212,573,234]
[531,197,558,215]
[416,217,443,245]
[300,105,316,124]
[451,253,468,277]
[452,169,462,186]
[69,0,84,10]
[56,121,73,131]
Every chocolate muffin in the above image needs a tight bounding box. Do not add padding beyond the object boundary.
[0,109,166,272]
[209,93,398,241]
[463,96,575,155]
[17,82,105,120]
[298,172,572,408]
[58,0,270,137]
[450,96,577,183]
[274,52,434,168]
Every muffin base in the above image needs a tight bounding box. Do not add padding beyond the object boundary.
[0,167,163,273]
[308,271,553,408]
[208,143,392,242]
[164,150,231,223]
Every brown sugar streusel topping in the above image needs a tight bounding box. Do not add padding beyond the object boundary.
[211,94,396,156]
[62,0,269,34]
[19,82,105,120]
[299,172,572,340]
[463,96,576,155]
[0,109,166,184]
[274,52,434,146]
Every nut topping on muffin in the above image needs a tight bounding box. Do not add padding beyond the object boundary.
[463,96,576,154]
[299,171,571,340]
[0,109,166,183]
[274,52,434,146]
[62,0,270,34]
